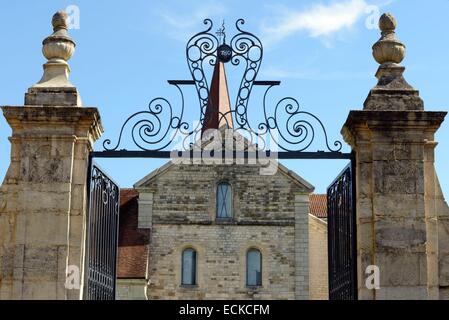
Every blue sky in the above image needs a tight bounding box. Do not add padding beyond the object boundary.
[0,0,448,198]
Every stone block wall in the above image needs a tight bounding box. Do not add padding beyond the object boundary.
[309,214,328,300]
[136,161,313,300]
[147,224,296,299]
[343,111,447,299]
[0,107,102,299]
[140,163,309,223]
[117,279,147,300]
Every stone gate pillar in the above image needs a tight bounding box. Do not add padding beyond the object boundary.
[0,12,102,299]
[342,13,448,299]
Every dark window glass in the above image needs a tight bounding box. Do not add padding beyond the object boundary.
[246,249,262,287]
[217,183,232,218]
[182,248,197,285]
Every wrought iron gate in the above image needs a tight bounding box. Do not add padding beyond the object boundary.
[85,163,120,300]
[83,18,358,301]
[327,162,357,300]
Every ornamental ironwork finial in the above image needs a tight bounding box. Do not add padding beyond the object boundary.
[216,20,226,44]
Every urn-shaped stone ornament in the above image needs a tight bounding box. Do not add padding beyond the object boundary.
[42,11,76,64]
[364,12,424,111]
[372,13,405,65]
[27,10,82,106]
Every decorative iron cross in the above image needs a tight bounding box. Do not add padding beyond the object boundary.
[216,20,226,44]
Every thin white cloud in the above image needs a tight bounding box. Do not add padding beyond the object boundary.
[261,0,370,46]
[157,2,228,42]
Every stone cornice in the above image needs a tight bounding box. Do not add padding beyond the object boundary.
[1,106,103,141]
[341,110,447,148]
[343,110,446,130]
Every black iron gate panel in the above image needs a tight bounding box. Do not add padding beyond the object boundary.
[327,162,357,300]
[85,163,120,300]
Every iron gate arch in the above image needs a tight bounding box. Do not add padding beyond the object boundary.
[84,19,357,300]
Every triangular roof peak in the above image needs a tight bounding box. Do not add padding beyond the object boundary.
[134,129,315,193]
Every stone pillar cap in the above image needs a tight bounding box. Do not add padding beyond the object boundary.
[25,11,82,107]
[364,12,423,111]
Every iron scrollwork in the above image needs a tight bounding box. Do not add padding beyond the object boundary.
[258,84,342,152]
[101,19,343,153]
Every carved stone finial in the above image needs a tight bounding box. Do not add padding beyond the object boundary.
[364,13,423,111]
[372,13,405,65]
[39,11,76,78]
[26,11,82,106]
[379,12,397,32]
[52,11,69,30]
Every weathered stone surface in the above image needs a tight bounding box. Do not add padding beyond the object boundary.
[375,221,426,250]
[25,87,80,107]
[364,90,424,111]
[342,108,448,299]
[147,224,296,300]
[376,251,427,286]
[375,286,427,300]
[308,215,328,300]
[0,106,102,300]
[137,160,313,300]
[373,160,423,194]
[343,22,447,297]
[138,163,310,225]
[117,279,147,300]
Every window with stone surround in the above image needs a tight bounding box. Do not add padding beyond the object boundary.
[181,248,197,285]
[246,248,262,287]
[216,182,232,219]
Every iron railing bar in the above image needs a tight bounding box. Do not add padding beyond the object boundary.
[91,150,353,160]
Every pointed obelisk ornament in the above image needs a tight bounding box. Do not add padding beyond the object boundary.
[25,11,82,106]
[364,13,423,110]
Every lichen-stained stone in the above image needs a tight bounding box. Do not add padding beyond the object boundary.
[376,251,427,287]
[0,11,103,300]
[372,193,425,218]
[343,110,447,299]
[375,220,426,249]
[22,245,59,281]
[0,106,102,300]
[23,145,66,183]
[373,160,423,194]
[342,12,448,300]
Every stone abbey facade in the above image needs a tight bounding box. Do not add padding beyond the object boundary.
[134,161,312,300]
[0,10,448,300]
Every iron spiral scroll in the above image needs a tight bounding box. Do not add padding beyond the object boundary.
[101,19,343,154]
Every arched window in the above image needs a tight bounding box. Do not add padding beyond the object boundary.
[216,182,232,218]
[181,248,197,285]
[246,249,262,287]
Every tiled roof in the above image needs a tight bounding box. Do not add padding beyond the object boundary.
[309,194,327,218]
[117,189,149,279]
